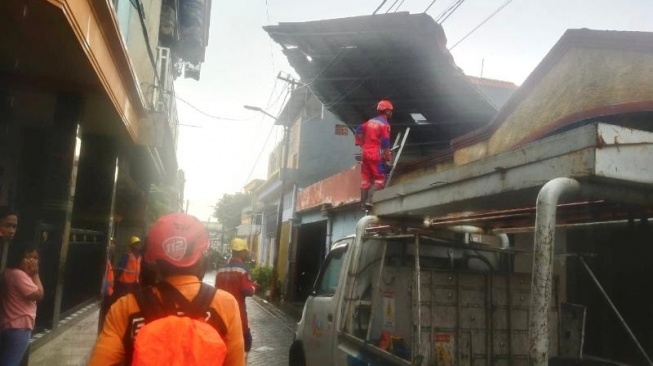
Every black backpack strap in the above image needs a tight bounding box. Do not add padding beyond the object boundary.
[193,283,228,338]
[132,286,165,322]
[145,281,229,338]
[124,286,165,364]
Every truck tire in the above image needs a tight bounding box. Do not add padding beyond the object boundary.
[288,341,306,366]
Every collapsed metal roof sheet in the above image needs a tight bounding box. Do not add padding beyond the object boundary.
[264,12,497,159]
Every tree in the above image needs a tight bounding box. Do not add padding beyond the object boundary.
[213,192,251,233]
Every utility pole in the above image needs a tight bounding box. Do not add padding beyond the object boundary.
[242,102,293,301]
[270,122,291,300]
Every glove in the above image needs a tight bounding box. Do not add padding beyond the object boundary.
[383,150,392,162]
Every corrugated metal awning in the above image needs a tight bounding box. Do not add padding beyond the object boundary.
[264,12,497,161]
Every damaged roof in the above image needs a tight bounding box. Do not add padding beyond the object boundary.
[264,12,497,159]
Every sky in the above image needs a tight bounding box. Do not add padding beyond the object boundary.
[174,0,653,220]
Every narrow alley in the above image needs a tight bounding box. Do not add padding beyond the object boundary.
[27,272,297,365]
[203,271,297,366]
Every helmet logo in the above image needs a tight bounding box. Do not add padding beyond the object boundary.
[162,236,187,261]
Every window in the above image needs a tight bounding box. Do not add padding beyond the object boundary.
[314,245,348,296]
[335,124,349,136]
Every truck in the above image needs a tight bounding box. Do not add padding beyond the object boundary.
[289,123,653,366]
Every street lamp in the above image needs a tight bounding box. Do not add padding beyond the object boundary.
[243,105,290,301]
[244,105,279,121]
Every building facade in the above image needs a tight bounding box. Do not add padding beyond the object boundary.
[0,0,211,351]
[253,87,358,297]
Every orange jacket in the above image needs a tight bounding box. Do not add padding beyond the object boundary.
[117,252,141,284]
[104,261,114,296]
[88,275,245,366]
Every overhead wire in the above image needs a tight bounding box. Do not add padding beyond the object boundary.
[423,0,438,13]
[385,0,401,13]
[174,95,256,121]
[373,0,389,14]
[394,0,407,12]
[435,0,465,23]
[439,0,466,23]
[264,0,277,79]
[449,0,516,50]
[241,85,292,186]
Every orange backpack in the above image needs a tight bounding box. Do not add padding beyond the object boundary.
[127,282,228,366]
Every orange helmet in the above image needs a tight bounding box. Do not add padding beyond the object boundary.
[144,213,209,267]
[377,100,394,112]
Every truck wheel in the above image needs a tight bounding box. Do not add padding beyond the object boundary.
[289,341,306,366]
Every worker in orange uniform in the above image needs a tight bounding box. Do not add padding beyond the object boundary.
[88,213,245,366]
[114,236,142,299]
[215,238,258,354]
[355,99,393,210]
[99,238,116,329]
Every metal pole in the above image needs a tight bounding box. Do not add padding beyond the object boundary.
[578,256,653,365]
[529,177,580,366]
[270,124,291,300]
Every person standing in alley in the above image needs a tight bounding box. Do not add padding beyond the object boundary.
[0,207,18,271]
[88,213,245,366]
[0,243,44,366]
[355,99,393,210]
[114,236,142,299]
[215,238,258,354]
[99,238,116,330]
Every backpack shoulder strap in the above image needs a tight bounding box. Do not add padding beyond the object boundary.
[132,286,165,322]
[193,283,228,338]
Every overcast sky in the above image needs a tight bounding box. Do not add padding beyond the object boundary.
[174,0,653,220]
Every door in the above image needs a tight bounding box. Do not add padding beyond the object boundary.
[302,240,350,366]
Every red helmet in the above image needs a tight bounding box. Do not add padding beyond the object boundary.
[377,100,394,112]
[144,213,209,267]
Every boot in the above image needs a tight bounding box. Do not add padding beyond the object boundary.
[367,186,378,206]
[360,188,369,211]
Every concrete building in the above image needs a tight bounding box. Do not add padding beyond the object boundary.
[0,0,212,356]
[252,87,358,295]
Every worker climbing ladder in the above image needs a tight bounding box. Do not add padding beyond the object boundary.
[363,127,410,214]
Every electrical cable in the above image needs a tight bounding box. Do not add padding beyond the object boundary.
[385,0,401,13]
[449,0,515,50]
[129,0,160,90]
[241,85,292,186]
[394,0,407,12]
[435,0,464,23]
[424,0,438,13]
[175,95,256,121]
[264,0,277,79]
[439,0,466,23]
[373,0,389,14]
[281,0,400,93]
[241,122,277,187]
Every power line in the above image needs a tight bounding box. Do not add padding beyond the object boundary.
[395,0,407,12]
[439,0,466,23]
[385,0,401,13]
[373,0,389,14]
[242,122,276,187]
[241,85,291,186]
[175,95,255,121]
[264,0,277,79]
[424,0,437,13]
[435,0,465,23]
[449,0,515,50]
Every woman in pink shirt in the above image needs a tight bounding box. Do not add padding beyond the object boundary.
[0,244,43,366]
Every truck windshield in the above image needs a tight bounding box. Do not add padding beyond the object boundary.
[313,244,348,297]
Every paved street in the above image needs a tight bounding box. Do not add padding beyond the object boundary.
[27,272,297,366]
[204,271,297,366]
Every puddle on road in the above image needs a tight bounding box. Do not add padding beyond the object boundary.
[253,346,275,352]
